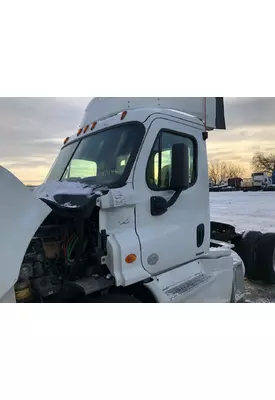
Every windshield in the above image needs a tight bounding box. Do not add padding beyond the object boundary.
[252,173,264,177]
[46,122,145,186]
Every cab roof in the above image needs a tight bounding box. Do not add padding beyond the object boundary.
[79,97,225,131]
[63,97,225,146]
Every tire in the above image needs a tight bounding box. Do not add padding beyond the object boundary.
[235,231,263,280]
[255,233,275,284]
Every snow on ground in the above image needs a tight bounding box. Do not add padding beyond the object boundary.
[210,191,275,302]
[210,191,275,233]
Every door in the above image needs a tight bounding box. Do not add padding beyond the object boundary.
[134,117,209,275]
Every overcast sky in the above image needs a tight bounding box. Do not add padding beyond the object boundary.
[0,97,274,184]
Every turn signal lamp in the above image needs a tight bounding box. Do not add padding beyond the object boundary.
[125,254,137,264]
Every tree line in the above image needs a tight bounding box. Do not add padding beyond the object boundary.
[208,152,275,185]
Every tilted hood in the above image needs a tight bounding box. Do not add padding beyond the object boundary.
[0,167,52,300]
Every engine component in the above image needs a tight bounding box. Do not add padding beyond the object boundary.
[69,275,115,296]
[15,261,33,302]
[32,277,62,298]
[15,281,32,302]
[16,206,112,302]
[33,256,45,277]
[42,240,61,259]
[19,263,33,281]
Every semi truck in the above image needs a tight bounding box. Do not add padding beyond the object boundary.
[242,172,272,191]
[1,97,275,303]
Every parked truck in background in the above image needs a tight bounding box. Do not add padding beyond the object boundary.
[252,172,271,187]
[1,97,275,303]
[242,172,272,191]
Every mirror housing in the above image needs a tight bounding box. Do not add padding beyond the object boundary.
[170,143,190,191]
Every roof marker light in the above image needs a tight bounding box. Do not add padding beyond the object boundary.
[83,125,89,133]
[77,128,83,136]
[64,137,70,145]
[121,111,127,121]
[91,122,97,131]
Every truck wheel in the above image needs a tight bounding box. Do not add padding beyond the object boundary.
[255,233,275,284]
[235,231,263,280]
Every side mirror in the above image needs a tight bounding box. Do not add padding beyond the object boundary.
[170,143,190,191]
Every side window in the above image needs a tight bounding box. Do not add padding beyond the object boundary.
[147,130,196,191]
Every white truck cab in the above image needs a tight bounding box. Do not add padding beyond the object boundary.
[0,98,246,303]
[252,172,271,187]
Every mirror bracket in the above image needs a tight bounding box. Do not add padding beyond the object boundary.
[151,196,168,216]
[150,190,183,216]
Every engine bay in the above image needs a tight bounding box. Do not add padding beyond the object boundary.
[15,204,114,303]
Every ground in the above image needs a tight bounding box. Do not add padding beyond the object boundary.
[210,192,275,302]
[244,279,275,303]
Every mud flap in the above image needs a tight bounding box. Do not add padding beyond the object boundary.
[0,167,52,300]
